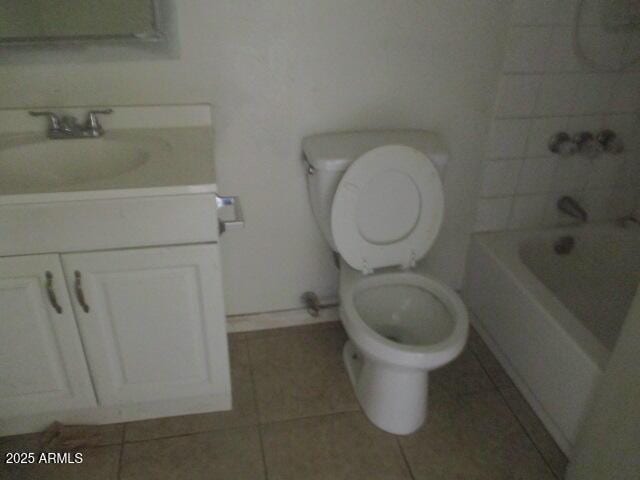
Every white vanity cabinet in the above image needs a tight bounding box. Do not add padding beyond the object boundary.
[1,244,231,435]
[0,255,97,417]
[0,104,239,436]
[61,244,230,410]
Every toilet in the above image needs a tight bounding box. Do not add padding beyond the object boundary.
[303,130,469,435]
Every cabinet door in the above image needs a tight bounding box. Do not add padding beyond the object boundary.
[0,255,97,417]
[62,244,230,407]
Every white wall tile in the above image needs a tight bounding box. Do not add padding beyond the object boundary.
[617,153,640,186]
[572,73,617,115]
[577,0,602,26]
[475,197,513,232]
[526,116,569,157]
[517,156,559,193]
[503,27,554,72]
[488,118,531,158]
[480,159,522,197]
[509,194,548,229]
[605,187,638,218]
[511,0,577,26]
[583,188,614,221]
[474,0,640,233]
[586,154,626,189]
[552,155,593,191]
[566,114,605,132]
[495,74,543,117]
[622,32,640,71]
[609,73,640,112]
[603,114,640,151]
[545,26,584,72]
[534,74,580,115]
[576,26,631,71]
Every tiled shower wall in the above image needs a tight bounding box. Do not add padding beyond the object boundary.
[475,0,640,232]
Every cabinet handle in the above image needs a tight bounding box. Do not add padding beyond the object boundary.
[45,271,63,314]
[74,271,90,313]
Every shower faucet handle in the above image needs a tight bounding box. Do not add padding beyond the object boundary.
[596,129,624,154]
[573,131,603,159]
[548,132,577,157]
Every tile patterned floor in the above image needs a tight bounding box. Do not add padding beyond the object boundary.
[0,321,567,480]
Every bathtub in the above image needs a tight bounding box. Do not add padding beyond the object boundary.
[463,223,640,455]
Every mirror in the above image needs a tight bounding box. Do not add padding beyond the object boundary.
[0,0,160,43]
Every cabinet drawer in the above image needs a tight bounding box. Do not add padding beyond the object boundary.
[0,194,219,256]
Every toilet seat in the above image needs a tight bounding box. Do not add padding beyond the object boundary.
[339,266,468,370]
[331,145,444,273]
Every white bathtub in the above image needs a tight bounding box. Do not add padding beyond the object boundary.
[463,223,640,456]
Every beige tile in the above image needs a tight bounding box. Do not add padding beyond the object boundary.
[501,387,568,479]
[120,427,264,480]
[0,433,41,455]
[399,390,555,480]
[1,434,41,480]
[1,446,120,480]
[1,422,123,453]
[248,324,359,422]
[124,336,257,441]
[430,345,495,396]
[44,423,124,448]
[262,411,412,480]
[468,328,515,388]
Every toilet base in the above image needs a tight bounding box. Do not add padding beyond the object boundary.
[343,340,429,435]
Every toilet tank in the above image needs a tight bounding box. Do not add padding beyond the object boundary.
[302,130,449,251]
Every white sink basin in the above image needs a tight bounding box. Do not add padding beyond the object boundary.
[0,136,160,189]
[0,105,216,204]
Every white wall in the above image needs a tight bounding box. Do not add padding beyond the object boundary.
[0,1,511,314]
[475,0,640,232]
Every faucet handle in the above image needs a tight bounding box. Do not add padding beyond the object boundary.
[548,132,577,157]
[84,109,113,136]
[596,129,624,154]
[29,111,62,132]
[573,131,604,158]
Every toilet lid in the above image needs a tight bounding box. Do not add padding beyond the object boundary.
[331,145,444,273]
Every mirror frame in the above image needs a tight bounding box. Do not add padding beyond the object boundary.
[0,0,164,45]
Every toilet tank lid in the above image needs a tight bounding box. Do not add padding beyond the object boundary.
[302,130,448,172]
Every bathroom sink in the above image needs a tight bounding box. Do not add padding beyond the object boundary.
[0,136,159,189]
[0,105,216,204]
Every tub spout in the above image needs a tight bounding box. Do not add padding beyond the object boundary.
[557,196,588,223]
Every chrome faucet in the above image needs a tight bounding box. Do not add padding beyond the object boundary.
[557,196,588,223]
[29,109,113,139]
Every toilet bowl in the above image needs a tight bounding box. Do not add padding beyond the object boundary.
[339,260,468,434]
[302,130,469,435]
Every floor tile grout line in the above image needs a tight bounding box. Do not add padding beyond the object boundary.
[468,345,503,391]
[257,425,270,480]
[244,333,271,480]
[495,386,563,480]
[258,406,363,427]
[396,437,416,480]
[470,340,563,480]
[119,331,358,447]
[118,424,259,446]
[116,426,126,480]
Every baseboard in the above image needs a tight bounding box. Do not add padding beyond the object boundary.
[227,303,339,333]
